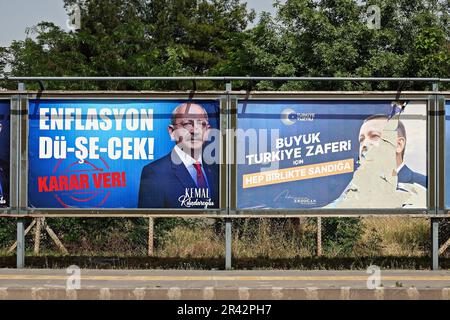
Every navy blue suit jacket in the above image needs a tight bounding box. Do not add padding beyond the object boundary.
[397,165,427,188]
[0,160,8,207]
[138,150,219,208]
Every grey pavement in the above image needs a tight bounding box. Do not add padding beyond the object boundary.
[0,269,449,300]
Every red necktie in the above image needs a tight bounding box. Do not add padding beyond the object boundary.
[193,162,207,189]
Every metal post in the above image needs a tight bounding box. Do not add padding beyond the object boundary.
[225,219,232,270]
[317,217,322,257]
[431,218,439,270]
[34,218,42,255]
[16,220,25,268]
[148,217,154,256]
[16,82,25,268]
[431,82,440,270]
[224,81,233,270]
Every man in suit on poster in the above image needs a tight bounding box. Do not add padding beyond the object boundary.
[0,122,8,207]
[327,111,427,208]
[358,114,426,188]
[138,102,219,209]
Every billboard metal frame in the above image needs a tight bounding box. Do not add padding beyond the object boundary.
[0,90,448,217]
[22,91,227,216]
[0,77,449,270]
[233,92,437,216]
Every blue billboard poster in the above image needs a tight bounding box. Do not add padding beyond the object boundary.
[28,99,220,209]
[0,100,10,208]
[237,100,427,210]
[445,100,450,208]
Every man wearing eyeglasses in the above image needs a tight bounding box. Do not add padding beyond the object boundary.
[138,102,219,209]
[327,112,426,208]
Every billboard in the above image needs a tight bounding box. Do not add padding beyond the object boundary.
[28,99,220,209]
[0,100,10,208]
[237,99,428,210]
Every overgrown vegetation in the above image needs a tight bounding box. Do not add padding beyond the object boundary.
[1,217,446,262]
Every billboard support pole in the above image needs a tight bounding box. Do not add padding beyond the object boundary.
[34,217,42,254]
[431,218,439,270]
[431,82,440,270]
[317,217,322,256]
[225,82,233,270]
[16,82,25,268]
[225,218,232,270]
[16,220,24,268]
[148,217,154,256]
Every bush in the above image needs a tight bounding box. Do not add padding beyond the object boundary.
[440,220,450,244]
[322,218,364,256]
[355,227,384,257]
[0,218,16,251]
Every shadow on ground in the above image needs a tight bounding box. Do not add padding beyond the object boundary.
[0,256,448,270]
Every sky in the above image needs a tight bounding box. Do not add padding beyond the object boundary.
[0,0,282,47]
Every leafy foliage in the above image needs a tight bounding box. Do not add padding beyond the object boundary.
[223,0,450,90]
[1,0,255,90]
[322,218,364,255]
[1,0,448,90]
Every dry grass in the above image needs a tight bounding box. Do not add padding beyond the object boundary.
[0,217,444,261]
[232,219,314,259]
[156,218,433,259]
[156,226,223,258]
[157,219,316,259]
[359,217,430,257]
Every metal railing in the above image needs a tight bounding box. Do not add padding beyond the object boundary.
[1,76,450,82]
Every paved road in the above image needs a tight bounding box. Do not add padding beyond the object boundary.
[1,269,450,299]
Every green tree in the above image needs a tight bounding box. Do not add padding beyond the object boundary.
[1,0,255,90]
[1,0,449,90]
[221,0,450,90]
[412,26,450,78]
